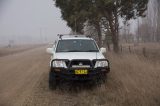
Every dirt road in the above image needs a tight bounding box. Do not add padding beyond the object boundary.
[0,46,160,106]
[0,46,50,106]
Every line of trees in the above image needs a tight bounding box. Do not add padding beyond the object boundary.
[54,0,148,53]
[137,0,160,42]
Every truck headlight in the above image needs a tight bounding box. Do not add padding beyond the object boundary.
[52,60,67,68]
[94,60,108,68]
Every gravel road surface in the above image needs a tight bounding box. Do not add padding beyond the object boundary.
[0,46,160,106]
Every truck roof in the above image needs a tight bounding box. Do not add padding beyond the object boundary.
[61,37,92,40]
[58,35,93,40]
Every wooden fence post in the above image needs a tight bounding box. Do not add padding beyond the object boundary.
[120,45,123,52]
[142,47,147,57]
[107,43,110,51]
[129,46,131,53]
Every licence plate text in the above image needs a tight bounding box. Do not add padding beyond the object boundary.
[75,69,88,75]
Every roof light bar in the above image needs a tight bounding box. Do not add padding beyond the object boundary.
[57,34,91,39]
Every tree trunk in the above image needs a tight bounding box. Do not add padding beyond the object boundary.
[103,3,119,53]
[95,22,102,47]
[112,32,119,53]
[107,13,119,53]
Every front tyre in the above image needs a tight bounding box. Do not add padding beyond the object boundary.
[97,73,107,84]
[101,73,107,83]
[49,71,59,90]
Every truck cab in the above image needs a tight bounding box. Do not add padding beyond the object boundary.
[46,35,110,89]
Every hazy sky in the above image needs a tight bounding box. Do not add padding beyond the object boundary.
[0,0,70,45]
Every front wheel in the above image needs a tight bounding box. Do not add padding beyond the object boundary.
[49,71,59,90]
[96,73,107,84]
[101,74,107,83]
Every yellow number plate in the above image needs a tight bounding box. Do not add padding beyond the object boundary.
[75,69,88,75]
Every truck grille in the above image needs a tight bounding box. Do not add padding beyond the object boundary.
[69,60,92,68]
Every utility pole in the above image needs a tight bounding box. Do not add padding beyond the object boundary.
[75,18,77,35]
[40,28,44,44]
[74,11,77,35]
[137,17,140,44]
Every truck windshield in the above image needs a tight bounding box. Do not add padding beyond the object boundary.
[56,39,99,52]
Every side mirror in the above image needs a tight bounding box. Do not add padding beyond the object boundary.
[46,48,54,54]
[100,47,106,54]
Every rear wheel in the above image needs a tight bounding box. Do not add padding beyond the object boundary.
[49,71,59,90]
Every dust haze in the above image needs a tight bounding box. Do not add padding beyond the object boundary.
[0,0,70,46]
[0,0,160,106]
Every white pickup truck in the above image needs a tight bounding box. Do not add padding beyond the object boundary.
[46,35,110,89]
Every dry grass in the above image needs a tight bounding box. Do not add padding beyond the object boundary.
[23,51,160,106]
[1,43,160,106]
[70,53,160,106]
[103,53,160,106]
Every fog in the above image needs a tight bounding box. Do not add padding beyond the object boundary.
[0,0,70,46]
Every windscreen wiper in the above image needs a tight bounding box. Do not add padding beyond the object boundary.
[66,50,81,52]
[83,50,99,52]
